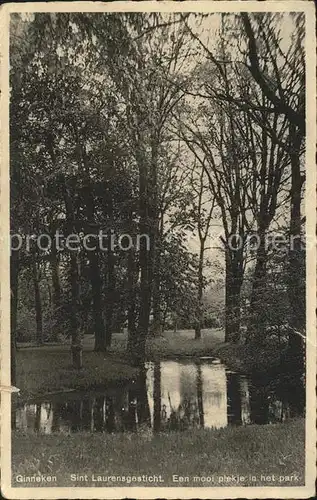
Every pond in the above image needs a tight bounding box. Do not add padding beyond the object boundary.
[14,358,304,435]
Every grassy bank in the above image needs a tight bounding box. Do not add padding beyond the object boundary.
[15,348,139,402]
[89,328,225,359]
[12,418,305,487]
[145,328,224,358]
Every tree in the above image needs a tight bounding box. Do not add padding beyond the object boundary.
[31,248,43,345]
[190,166,215,339]
[10,11,306,377]
[93,13,191,361]
[177,104,250,343]
[170,159,215,338]
[177,12,305,353]
[241,13,305,362]
[158,232,200,330]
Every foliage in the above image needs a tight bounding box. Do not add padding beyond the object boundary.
[10,12,306,366]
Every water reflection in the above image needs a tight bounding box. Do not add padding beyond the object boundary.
[14,359,304,435]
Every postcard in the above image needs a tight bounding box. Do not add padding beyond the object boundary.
[0,1,316,498]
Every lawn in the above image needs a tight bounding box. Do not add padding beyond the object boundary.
[11,418,305,487]
[15,348,139,403]
[105,328,225,359]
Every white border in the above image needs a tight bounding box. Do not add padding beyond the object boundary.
[0,2,316,499]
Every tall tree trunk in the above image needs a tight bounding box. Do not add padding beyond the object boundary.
[195,242,205,339]
[135,249,151,365]
[152,282,162,337]
[248,230,268,344]
[161,304,168,333]
[64,182,82,369]
[91,249,106,352]
[50,235,61,341]
[105,226,115,348]
[127,245,138,356]
[46,139,82,367]
[10,250,19,387]
[225,251,242,343]
[287,126,305,370]
[151,238,162,337]
[69,252,82,369]
[81,153,107,352]
[32,254,43,345]
[148,139,160,337]
[51,235,61,309]
[173,314,178,333]
[134,151,152,365]
[137,134,159,352]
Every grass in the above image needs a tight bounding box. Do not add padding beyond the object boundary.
[15,348,139,403]
[145,328,224,358]
[105,328,225,359]
[11,418,305,487]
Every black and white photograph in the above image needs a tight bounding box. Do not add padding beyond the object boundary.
[1,1,316,498]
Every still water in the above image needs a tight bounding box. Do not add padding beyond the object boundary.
[14,359,304,435]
